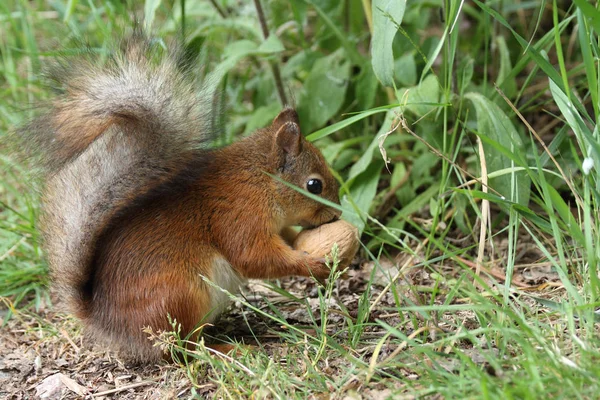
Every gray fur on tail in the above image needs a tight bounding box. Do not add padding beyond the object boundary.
[21,34,212,315]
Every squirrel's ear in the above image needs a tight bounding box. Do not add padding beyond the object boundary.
[272,108,300,131]
[275,121,302,156]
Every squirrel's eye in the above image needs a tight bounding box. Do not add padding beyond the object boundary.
[306,178,323,195]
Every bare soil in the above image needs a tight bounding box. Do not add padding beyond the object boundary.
[0,237,560,399]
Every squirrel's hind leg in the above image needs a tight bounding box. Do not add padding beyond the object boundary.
[86,269,212,363]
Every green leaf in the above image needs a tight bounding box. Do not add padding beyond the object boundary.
[205,37,285,95]
[396,74,439,117]
[320,137,367,165]
[573,0,600,33]
[348,108,397,181]
[257,34,285,53]
[465,92,531,206]
[222,40,258,58]
[577,9,598,118]
[298,53,350,133]
[144,0,162,30]
[456,189,553,232]
[393,183,440,221]
[549,79,600,179]
[473,0,591,124]
[205,40,258,93]
[339,109,399,232]
[394,52,417,87]
[356,66,379,110]
[244,103,281,135]
[342,161,383,233]
[546,184,586,246]
[496,36,516,98]
[371,0,406,87]
[529,296,600,322]
[305,0,363,66]
[391,162,410,204]
[307,104,396,141]
[420,28,446,82]
[457,56,474,94]
[63,0,78,22]
[290,0,308,27]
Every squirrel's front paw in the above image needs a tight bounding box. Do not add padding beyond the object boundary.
[303,257,334,284]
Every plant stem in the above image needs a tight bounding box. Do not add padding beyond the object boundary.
[209,0,227,18]
[253,0,288,106]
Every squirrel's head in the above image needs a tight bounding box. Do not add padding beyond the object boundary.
[268,108,341,228]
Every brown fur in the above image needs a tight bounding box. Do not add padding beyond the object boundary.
[25,35,340,362]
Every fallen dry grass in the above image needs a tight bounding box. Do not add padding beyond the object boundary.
[0,236,567,399]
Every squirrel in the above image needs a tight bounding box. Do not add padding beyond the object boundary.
[21,34,342,362]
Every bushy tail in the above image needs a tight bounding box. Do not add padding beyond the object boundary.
[24,33,210,170]
[22,34,211,315]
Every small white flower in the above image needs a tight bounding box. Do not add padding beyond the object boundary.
[582,157,594,175]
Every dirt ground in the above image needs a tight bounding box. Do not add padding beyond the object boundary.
[0,238,559,399]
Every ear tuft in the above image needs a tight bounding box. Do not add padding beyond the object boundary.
[275,121,302,156]
[272,107,300,131]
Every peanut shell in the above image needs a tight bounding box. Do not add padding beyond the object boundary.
[293,220,359,268]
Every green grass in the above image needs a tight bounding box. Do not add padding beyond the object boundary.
[1,0,600,398]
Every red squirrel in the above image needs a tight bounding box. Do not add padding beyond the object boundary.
[22,34,341,362]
